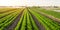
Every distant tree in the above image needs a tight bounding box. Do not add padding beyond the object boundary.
[54,6,58,8]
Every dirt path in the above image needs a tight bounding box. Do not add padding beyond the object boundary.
[53,10,60,12]
[28,10,45,30]
[36,11,60,23]
[5,9,24,30]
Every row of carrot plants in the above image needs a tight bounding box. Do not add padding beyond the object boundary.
[34,7,60,19]
[14,9,38,30]
[0,9,22,30]
[28,8,60,30]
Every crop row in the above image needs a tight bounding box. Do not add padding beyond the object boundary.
[28,8,60,30]
[14,9,38,30]
[0,8,60,30]
[33,7,60,19]
[0,9,22,30]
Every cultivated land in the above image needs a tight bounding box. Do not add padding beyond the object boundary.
[0,7,60,30]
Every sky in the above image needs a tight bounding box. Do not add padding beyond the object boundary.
[0,0,60,6]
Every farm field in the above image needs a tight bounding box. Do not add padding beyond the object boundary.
[32,7,60,19]
[0,7,60,30]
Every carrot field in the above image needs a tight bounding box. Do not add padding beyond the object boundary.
[0,7,60,30]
